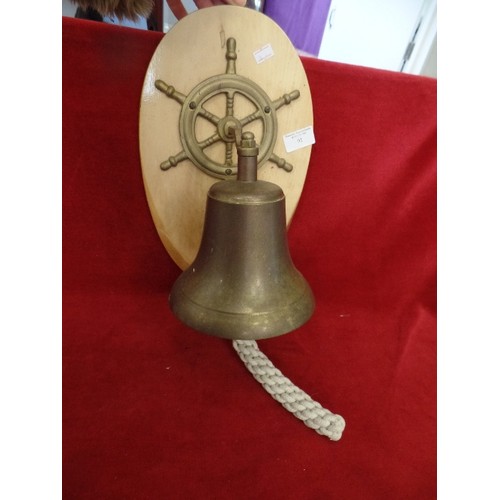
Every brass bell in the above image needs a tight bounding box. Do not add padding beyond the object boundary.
[169,132,314,340]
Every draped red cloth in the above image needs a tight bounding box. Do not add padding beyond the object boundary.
[63,17,436,499]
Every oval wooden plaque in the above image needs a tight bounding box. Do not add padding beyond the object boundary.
[139,5,313,270]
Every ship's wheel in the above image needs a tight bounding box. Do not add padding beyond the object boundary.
[154,36,300,179]
[139,6,314,269]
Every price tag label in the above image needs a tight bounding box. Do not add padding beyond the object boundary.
[283,126,315,153]
[253,43,274,64]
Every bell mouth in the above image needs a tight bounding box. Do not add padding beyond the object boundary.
[169,283,315,340]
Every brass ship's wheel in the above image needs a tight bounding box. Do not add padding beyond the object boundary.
[155,37,300,179]
[139,6,314,269]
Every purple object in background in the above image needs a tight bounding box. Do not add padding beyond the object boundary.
[264,0,332,56]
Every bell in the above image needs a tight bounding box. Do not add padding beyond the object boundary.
[169,132,315,340]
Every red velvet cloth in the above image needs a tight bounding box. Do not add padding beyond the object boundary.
[63,17,436,499]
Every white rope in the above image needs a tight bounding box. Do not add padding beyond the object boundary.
[232,340,346,441]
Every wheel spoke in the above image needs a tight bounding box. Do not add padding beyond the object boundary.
[269,153,293,172]
[239,109,264,127]
[155,80,186,105]
[225,38,237,75]
[272,90,300,111]
[197,107,221,126]
[160,150,188,170]
[198,132,223,150]
[225,90,235,117]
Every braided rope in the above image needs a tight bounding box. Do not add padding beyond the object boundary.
[232,340,346,441]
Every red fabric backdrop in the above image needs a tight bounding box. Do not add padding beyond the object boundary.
[63,17,436,499]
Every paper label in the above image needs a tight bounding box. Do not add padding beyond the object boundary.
[283,126,316,153]
[253,44,274,64]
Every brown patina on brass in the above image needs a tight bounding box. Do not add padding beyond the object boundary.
[169,132,315,340]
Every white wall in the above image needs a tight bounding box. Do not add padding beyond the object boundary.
[318,0,436,75]
[420,35,437,78]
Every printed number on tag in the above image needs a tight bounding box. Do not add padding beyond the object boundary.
[283,126,315,153]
